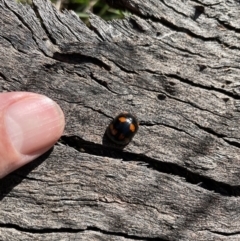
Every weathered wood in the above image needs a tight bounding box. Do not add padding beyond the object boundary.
[1,0,240,240]
[1,145,240,240]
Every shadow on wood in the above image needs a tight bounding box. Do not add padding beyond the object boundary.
[0,149,52,201]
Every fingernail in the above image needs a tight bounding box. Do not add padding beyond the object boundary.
[5,95,65,155]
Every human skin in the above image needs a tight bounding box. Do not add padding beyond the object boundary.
[0,92,65,178]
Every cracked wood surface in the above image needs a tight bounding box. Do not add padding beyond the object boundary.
[0,0,240,240]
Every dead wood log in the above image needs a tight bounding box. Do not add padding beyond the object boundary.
[1,0,240,240]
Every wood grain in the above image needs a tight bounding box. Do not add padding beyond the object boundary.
[0,0,240,240]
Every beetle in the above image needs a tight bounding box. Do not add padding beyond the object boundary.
[107,112,139,145]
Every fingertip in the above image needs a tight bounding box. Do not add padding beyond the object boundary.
[0,92,65,178]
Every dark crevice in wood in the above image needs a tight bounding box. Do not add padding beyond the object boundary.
[140,121,195,138]
[4,1,47,56]
[53,52,111,71]
[223,139,240,148]
[208,229,240,236]
[0,72,8,81]
[107,0,237,51]
[194,122,226,138]
[160,40,205,58]
[166,74,240,99]
[89,24,106,42]
[112,61,137,74]
[60,135,240,197]
[31,1,57,45]
[0,35,29,55]
[87,227,167,241]
[216,18,240,34]
[53,12,81,42]
[144,15,217,42]
[190,0,221,7]
[128,18,150,33]
[185,120,240,149]
[89,73,119,94]
[193,122,240,149]
[0,223,167,240]
[83,104,113,119]
[162,1,189,18]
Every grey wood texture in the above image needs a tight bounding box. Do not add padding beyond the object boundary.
[0,0,240,240]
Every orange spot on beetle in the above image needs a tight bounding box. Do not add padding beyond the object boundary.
[110,124,118,135]
[129,123,136,132]
[118,134,125,140]
[118,116,127,122]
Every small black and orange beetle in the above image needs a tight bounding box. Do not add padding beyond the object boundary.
[107,112,139,145]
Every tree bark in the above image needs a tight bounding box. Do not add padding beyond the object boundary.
[1,0,240,240]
